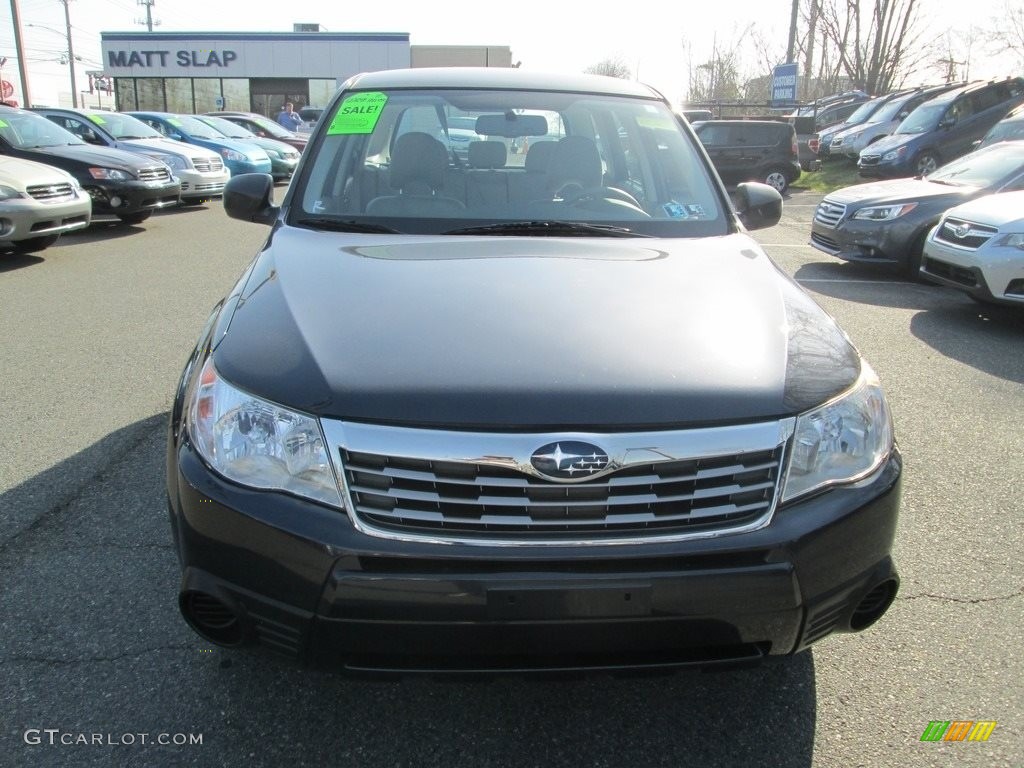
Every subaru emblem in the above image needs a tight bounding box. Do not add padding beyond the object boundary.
[530,441,610,480]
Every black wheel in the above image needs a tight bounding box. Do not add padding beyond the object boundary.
[914,151,940,177]
[11,234,59,253]
[905,232,929,280]
[763,168,789,194]
[117,211,152,225]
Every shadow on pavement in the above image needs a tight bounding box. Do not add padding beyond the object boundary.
[0,252,45,272]
[909,301,1024,383]
[1,414,817,768]
[794,262,951,310]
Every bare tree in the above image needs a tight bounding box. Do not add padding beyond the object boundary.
[814,0,928,93]
[584,57,632,79]
[987,0,1024,70]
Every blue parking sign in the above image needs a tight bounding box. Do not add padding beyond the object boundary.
[771,63,798,108]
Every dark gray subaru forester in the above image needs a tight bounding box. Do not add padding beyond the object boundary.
[167,68,901,673]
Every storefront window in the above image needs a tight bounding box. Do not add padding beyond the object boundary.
[193,79,222,114]
[115,79,137,111]
[165,79,194,113]
[135,78,165,111]
[221,79,250,114]
[308,79,337,109]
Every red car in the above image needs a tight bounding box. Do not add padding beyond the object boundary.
[204,111,308,153]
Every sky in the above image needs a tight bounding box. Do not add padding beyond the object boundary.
[0,0,1018,108]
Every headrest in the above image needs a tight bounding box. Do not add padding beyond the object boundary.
[546,136,602,190]
[524,139,556,172]
[390,132,449,192]
[468,140,507,169]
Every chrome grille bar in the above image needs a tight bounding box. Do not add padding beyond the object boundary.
[320,419,794,546]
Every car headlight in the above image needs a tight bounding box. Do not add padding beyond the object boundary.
[881,146,907,162]
[0,184,25,200]
[852,203,918,221]
[994,233,1024,249]
[150,153,188,171]
[782,362,893,504]
[220,148,246,162]
[88,167,134,180]
[187,358,342,508]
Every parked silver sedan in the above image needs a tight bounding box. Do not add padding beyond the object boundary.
[0,156,91,253]
[921,187,1024,306]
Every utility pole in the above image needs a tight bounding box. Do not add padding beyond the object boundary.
[786,0,800,63]
[60,0,77,107]
[137,0,157,32]
[9,0,31,105]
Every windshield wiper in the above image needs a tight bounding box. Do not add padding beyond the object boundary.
[442,221,649,237]
[294,217,401,234]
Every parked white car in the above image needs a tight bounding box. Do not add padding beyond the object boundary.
[921,187,1024,306]
[0,155,91,253]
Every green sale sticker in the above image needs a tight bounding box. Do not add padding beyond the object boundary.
[327,92,388,135]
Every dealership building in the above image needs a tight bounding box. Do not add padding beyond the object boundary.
[99,30,513,116]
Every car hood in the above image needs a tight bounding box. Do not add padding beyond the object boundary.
[212,230,861,430]
[189,136,268,160]
[824,178,977,207]
[119,137,217,161]
[865,132,922,154]
[0,155,74,187]
[27,143,158,170]
[941,189,1024,227]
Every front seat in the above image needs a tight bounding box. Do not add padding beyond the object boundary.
[365,132,466,216]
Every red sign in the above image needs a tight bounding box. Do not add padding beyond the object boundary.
[0,80,13,99]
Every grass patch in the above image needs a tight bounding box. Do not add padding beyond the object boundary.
[794,160,864,194]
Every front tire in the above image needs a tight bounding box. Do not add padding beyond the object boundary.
[11,234,60,253]
[914,151,940,177]
[117,211,152,225]
[905,231,929,280]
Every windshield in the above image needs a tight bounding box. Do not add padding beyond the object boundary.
[87,112,162,140]
[844,97,885,125]
[0,111,84,148]
[247,115,295,138]
[197,115,254,139]
[980,119,1024,147]
[165,115,223,139]
[896,103,945,134]
[928,143,1024,187]
[295,87,726,237]
[870,94,918,123]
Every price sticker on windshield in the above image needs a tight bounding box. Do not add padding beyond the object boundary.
[87,114,106,124]
[0,119,8,128]
[327,92,388,135]
[168,118,183,127]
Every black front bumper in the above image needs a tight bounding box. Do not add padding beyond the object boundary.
[167,432,902,674]
[84,178,181,216]
[809,216,921,267]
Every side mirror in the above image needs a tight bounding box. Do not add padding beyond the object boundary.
[938,117,955,130]
[169,131,183,141]
[734,182,783,231]
[223,173,279,226]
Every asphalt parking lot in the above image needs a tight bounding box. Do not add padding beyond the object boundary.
[1,192,1021,767]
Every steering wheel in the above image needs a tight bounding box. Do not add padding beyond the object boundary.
[556,184,648,215]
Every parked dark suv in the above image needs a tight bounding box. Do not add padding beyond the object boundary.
[693,119,802,193]
[167,68,901,674]
[0,106,179,223]
[858,77,1024,178]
